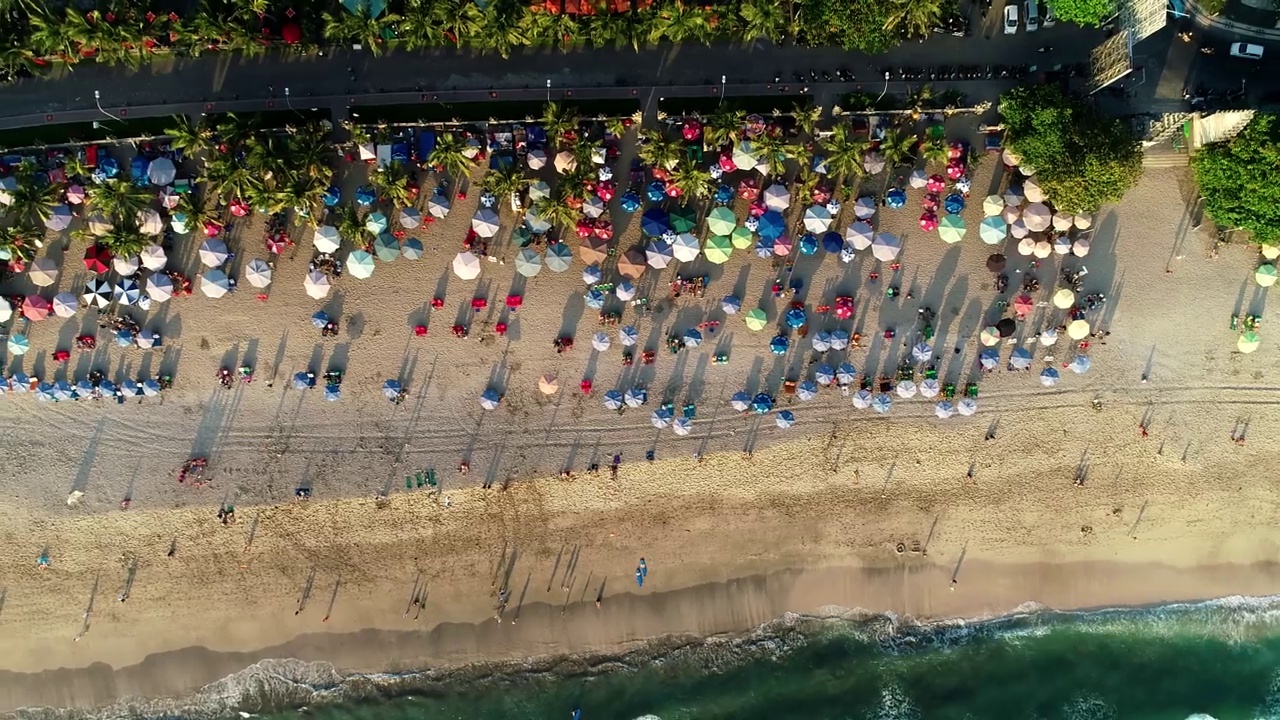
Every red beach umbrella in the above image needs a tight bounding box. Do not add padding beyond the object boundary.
[281,22,302,44]
[576,219,592,239]
[922,193,939,211]
[83,244,112,273]
[596,180,616,202]
[230,200,250,217]
[833,296,855,320]
[1013,294,1035,317]
[681,119,702,141]
[22,295,51,321]
[926,174,946,193]
[919,212,938,232]
[738,178,759,200]
[947,161,965,180]
[593,219,613,240]
[719,153,736,173]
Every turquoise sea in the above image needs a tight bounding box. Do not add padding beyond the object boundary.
[42,596,1280,720]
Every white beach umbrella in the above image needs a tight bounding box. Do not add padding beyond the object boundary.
[147,157,177,186]
[244,258,273,288]
[28,258,59,287]
[1072,238,1091,257]
[146,273,174,302]
[846,221,874,250]
[1023,177,1045,203]
[852,389,873,409]
[526,149,546,170]
[957,398,977,416]
[52,292,79,318]
[428,195,451,218]
[472,207,500,238]
[398,207,421,229]
[592,331,611,352]
[982,195,1004,217]
[139,244,167,271]
[1002,148,1021,166]
[1053,236,1072,255]
[1001,204,1021,225]
[1016,237,1036,256]
[896,380,917,399]
[582,196,605,219]
[1052,212,1074,231]
[935,401,955,419]
[803,205,832,233]
[1040,327,1059,346]
[314,225,341,253]
[672,417,692,436]
[919,379,940,398]
[1073,214,1092,230]
[909,169,927,188]
[200,269,231,298]
[671,233,700,263]
[528,180,551,202]
[44,204,73,231]
[346,250,375,279]
[1033,240,1052,259]
[113,254,140,276]
[763,184,791,211]
[304,270,331,299]
[0,177,19,205]
[199,238,229,267]
[452,251,481,280]
[862,151,885,175]
[854,196,877,220]
[554,151,577,174]
[1022,203,1051,233]
[1010,219,1030,239]
[871,233,901,262]
[514,248,543,278]
[1003,186,1024,207]
[137,208,164,236]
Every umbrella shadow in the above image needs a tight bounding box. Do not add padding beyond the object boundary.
[242,338,259,374]
[70,417,106,495]
[1247,284,1268,318]
[189,384,245,462]
[685,353,710,403]
[327,343,350,375]
[321,291,346,328]
[218,343,241,373]
[397,342,420,388]
[158,345,183,379]
[558,285,586,339]
[742,354,765,395]
[730,265,753,304]
[922,246,962,316]
[662,351,690,403]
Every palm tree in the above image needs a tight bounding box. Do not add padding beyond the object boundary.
[668,164,713,206]
[483,164,530,213]
[791,103,822,139]
[584,12,644,51]
[884,0,942,40]
[474,3,529,59]
[425,0,484,46]
[8,161,63,228]
[637,128,682,171]
[166,114,214,156]
[322,10,401,55]
[429,133,473,194]
[541,101,580,146]
[0,225,37,264]
[649,2,713,45]
[527,8,580,50]
[87,178,151,225]
[751,131,795,178]
[703,107,745,150]
[879,127,916,172]
[336,207,367,249]
[822,123,868,197]
[370,160,416,209]
[98,227,150,259]
[920,136,947,166]
[737,0,785,44]
[533,187,581,236]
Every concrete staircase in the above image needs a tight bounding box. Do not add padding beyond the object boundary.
[1141,112,1194,147]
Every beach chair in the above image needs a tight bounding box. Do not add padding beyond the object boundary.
[965,382,979,398]
[943,383,956,400]
[682,403,696,419]
[782,379,797,396]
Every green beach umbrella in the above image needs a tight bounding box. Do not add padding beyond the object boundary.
[669,206,697,234]
[938,215,966,244]
[1256,264,1277,288]
[365,211,389,235]
[704,235,733,265]
[347,249,376,279]
[1238,331,1261,353]
[515,248,543,278]
[744,308,767,331]
[731,226,753,249]
[979,216,1006,245]
[706,207,736,237]
[373,233,400,262]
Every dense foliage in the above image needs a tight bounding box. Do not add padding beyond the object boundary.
[1192,114,1280,246]
[1045,0,1115,26]
[2,0,946,76]
[999,85,1142,213]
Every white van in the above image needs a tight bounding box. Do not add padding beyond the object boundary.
[1025,0,1039,31]
[1230,43,1264,59]
[1004,3,1019,33]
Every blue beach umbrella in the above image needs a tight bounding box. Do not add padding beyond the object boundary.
[776,410,796,428]
[755,237,775,258]
[366,211,389,235]
[114,278,141,305]
[8,333,29,355]
[373,233,399,262]
[624,387,648,408]
[979,348,1000,370]
[721,295,741,314]
[645,180,667,203]
[814,363,835,385]
[872,393,893,414]
[293,372,316,390]
[757,211,785,241]
[480,388,501,410]
[401,237,424,260]
[799,233,818,256]
[714,184,733,204]
[730,392,751,411]
[751,393,774,414]
[603,390,624,410]
[115,329,136,347]
[646,239,674,268]
[651,407,673,428]
[619,325,639,346]
[812,331,832,352]
[1069,355,1092,374]
[672,417,692,436]
[770,335,789,354]
[886,188,907,209]
[641,208,669,237]
[619,191,642,213]
[821,232,843,254]
[1010,347,1033,370]
[382,379,403,399]
[582,265,602,284]
[7,373,28,393]
[98,380,117,397]
[324,384,341,401]
[584,288,605,309]
[683,328,703,347]
[355,186,376,206]
[322,186,341,207]
[836,362,857,385]
[142,379,162,396]
[98,157,120,179]
[35,382,54,402]
[121,379,140,397]
[796,380,817,401]
[74,379,96,398]
[830,330,850,350]
[52,380,74,401]
[785,307,806,329]
[1040,367,1060,387]
[545,243,573,273]
[944,193,965,215]
[312,310,331,328]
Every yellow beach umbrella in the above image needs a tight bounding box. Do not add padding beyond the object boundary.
[744,308,767,331]
[730,226,753,249]
[538,374,559,395]
[1262,245,1280,260]
[1256,264,1277,288]
[1052,288,1075,309]
[982,195,1004,217]
[1066,319,1091,340]
[1238,331,1261,354]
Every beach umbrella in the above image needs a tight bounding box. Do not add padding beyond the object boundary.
[135,208,164,236]
[344,249,374,279]
[671,233,700,263]
[199,238,229,267]
[136,245,166,272]
[846,221,874,251]
[803,206,832,234]
[773,235,796,257]
[982,195,1004,216]
[381,380,403,400]
[944,193,965,215]
[1053,211,1074,231]
[645,180,667,203]
[21,295,50,321]
[979,326,1001,346]
[651,407,673,428]
[956,397,978,416]
[909,169,927,188]
[398,237,424,261]
[311,311,331,329]
[684,328,704,348]
[44,204,73,231]
[354,186,375,207]
[526,180,551,203]
[1023,203,1051,232]
[979,348,1000,370]
[617,250,646,280]
[321,186,341,207]
[452,252,481,281]
[119,379,140,398]
[721,296,741,315]
[976,216,1006,246]
[1040,327,1059,346]
[1069,355,1092,374]
[854,196,876,220]
[730,392,751,412]
[1016,236,1036,256]
[1257,264,1279,287]
[706,207,736,236]
[886,188,907,209]
[911,342,933,363]
[862,151,885,175]
[814,364,836,386]
[591,331,611,352]
[371,234,398,263]
[785,306,807,330]
[935,401,955,419]
[668,206,696,234]
[1238,331,1261,353]
[82,278,112,308]
[1072,238,1091,257]
[363,211,389,235]
[776,410,796,429]
[836,362,857,385]
[304,270,331,299]
[744,308,767,331]
[585,290,603,309]
[544,243,572,273]
[526,148,546,170]
[480,388,501,410]
[829,329,850,350]
[110,254,140,277]
[136,329,159,349]
[672,417,692,436]
[619,191,642,214]
[896,380,917,399]
[1052,288,1076,309]
[1053,236,1072,256]
[146,157,176,186]
[83,245,112,274]
[919,212,939,232]
[1033,240,1052,259]
[602,390,624,410]
[646,240,674,269]
[27,258,59,288]
[615,281,636,302]
[583,265,603,285]
[293,372,316,391]
[471,208,500,238]
[1040,367,1060,387]
[86,212,114,236]
[396,207,421,230]
[6,333,29,356]
[624,387,648,408]
[114,277,143,305]
[728,226,752,251]
[820,232,843,254]
[1003,186,1024,206]
[1010,347,1033,370]
[986,253,1007,273]
[65,184,85,204]
[97,379,117,397]
[938,215,966,244]
[54,380,75,401]
[787,379,815,402]
[812,331,832,352]
[703,235,733,265]
[852,389,873,409]
[919,378,940,399]
[115,327,136,347]
[641,208,669,238]
[1067,319,1091,340]
[579,236,609,266]
[428,194,451,218]
[1002,205,1022,225]
[1022,176,1045,203]
[554,151,577,175]
[146,274,173,302]
[322,384,341,402]
[141,379,161,397]
[1074,214,1092,230]
[731,142,760,172]
[763,184,791,212]
[513,248,543,278]
[200,269,230,298]
[616,325,639,347]
[581,195,606,220]
[872,393,892,414]
[51,291,79,318]
[170,212,191,234]
[757,211,786,241]
[769,335,789,355]
[871,233,901,262]
[751,393,774,414]
[242,258,272,288]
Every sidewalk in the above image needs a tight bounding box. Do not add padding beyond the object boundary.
[1185,0,1280,39]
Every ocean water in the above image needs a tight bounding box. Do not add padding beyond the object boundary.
[27,596,1280,720]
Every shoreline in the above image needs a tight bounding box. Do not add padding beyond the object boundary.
[4,558,1280,714]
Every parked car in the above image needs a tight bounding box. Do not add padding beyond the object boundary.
[1230,42,1264,59]
[1043,3,1056,26]
[1004,3,1019,33]
[1025,0,1039,31]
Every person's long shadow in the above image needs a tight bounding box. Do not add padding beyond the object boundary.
[70,417,106,495]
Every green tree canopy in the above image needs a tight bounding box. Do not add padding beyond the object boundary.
[999,85,1141,213]
[795,0,899,52]
[1045,0,1115,26]
[1192,114,1280,246]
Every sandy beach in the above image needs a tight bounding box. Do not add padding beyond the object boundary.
[1,149,1278,714]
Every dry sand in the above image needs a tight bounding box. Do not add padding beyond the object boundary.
[0,158,1278,712]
